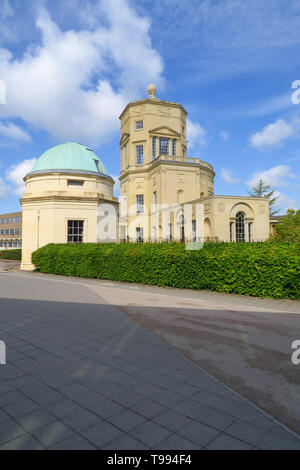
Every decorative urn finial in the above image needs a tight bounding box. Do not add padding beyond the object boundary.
[147,84,157,99]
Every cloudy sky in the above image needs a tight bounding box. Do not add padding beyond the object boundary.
[0,0,300,213]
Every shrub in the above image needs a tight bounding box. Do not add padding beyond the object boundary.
[0,249,22,260]
[32,242,300,300]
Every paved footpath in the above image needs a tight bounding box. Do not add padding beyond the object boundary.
[0,271,300,450]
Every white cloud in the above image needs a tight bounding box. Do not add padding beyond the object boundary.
[247,165,294,189]
[250,118,294,148]
[6,158,37,196]
[0,121,31,143]
[0,2,164,146]
[219,130,229,141]
[220,167,238,184]
[187,119,206,149]
[0,177,10,197]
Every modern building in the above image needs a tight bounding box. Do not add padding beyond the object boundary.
[0,212,22,250]
[15,85,271,270]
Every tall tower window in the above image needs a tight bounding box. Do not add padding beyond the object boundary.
[152,136,156,160]
[172,139,176,156]
[124,143,127,168]
[159,137,169,155]
[136,194,144,214]
[136,120,143,129]
[236,212,245,242]
[136,145,143,165]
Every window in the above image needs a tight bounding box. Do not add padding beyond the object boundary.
[248,222,253,242]
[152,136,156,160]
[136,227,144,243]
[67,220,84,243]
[172,139,176,156]
[168,223,172,242]
[136,145,143,165]
[182,126,185,135]
[235,212,245,242]
[124,143,127,168]
[136,120,143,130]
[136,194,144,214]
[153,191,157,211]
[230,222,234,242]
[68,180,84,186]
[159,137,169,155]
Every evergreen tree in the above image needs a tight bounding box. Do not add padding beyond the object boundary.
[248,179,279,215]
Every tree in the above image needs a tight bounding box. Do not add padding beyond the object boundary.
[248,179,279,215]
[273,209,300,242]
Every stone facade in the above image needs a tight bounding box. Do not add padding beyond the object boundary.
[119,85,270,243]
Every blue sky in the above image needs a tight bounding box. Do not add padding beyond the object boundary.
[0,0,300,213]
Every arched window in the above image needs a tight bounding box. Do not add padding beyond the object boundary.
[236,212,245,242]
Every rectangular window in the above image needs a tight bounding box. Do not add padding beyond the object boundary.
[248,222,253,242]
[230,222,234,242]
[136,145,143,165]
[182,126,185,135]
[120,225,126,242]
[168,223,172,242]
[136,194,144,214]
[172,139,176,156]
[153,191,157,211]
[152,136,156,160]
[136,227,144,243]
[124,143,127,168]
[159,137,169,155]
[136,120,143,130]
[67,220,84,243]
[68,180,84,186]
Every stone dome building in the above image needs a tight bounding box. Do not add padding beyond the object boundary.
[21,142,118,270]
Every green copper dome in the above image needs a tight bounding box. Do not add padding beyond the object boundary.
[30,142,108,176]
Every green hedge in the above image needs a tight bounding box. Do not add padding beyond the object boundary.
[32,242,300,300]
[0,249,22,260]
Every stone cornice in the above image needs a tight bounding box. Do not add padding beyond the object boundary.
[119,98,188,120]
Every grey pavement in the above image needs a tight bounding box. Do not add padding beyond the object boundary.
[0,271,300,450]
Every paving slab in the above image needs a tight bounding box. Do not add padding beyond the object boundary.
[0,271,299,449]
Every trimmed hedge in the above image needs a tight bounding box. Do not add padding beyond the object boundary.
[32,242,300,300]
[0,249,22,260]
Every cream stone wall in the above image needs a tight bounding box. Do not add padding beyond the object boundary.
[119,87,270,243]
[21,171,116,270]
